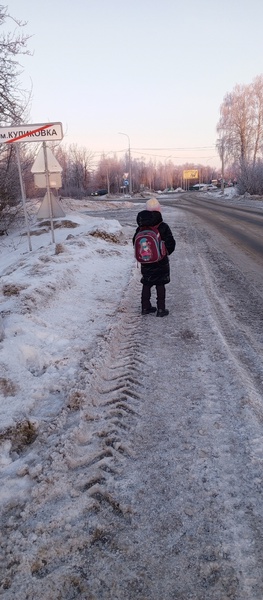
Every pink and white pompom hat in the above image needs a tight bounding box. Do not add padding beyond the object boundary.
[145,198,161,211]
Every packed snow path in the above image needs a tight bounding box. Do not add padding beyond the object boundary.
[0,201,263,599]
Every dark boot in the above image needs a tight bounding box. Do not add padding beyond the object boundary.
[156,308,169,317]
[142,306,157,315]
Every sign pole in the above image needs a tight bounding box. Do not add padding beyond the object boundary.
[15,144,32,251]
[43,141,55,244]
[0,122,63,248]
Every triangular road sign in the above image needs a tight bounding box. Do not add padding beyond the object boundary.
[31,146,62,173]
[37,192,65,219]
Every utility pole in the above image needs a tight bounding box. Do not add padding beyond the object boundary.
[221,138,225,195]
[118,132,132,194]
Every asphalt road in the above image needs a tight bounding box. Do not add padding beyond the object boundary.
[164,192,263,262]
[84,192,263,295]
[84,193,263,263]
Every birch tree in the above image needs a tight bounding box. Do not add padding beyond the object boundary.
[217,75,263,166]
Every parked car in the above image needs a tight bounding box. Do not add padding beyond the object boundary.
[206,184,218,191]
[90,189,108,196]
[189,183,207,191]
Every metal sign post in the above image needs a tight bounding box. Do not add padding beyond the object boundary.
[183,169,199,192]
[15,144,32,251]
[0,121,63,249]
[31,144,64,224]
[43,141,55,244]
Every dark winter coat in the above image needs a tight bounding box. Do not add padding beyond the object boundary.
[133,210,176,286]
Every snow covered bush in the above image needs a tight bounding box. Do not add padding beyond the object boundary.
[238,160,263,195]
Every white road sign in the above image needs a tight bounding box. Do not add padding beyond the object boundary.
[0,122,63,144]
[31,146,63,173]
[34,173,62,189]
[37,192,65,219]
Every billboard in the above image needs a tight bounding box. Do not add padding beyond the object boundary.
[183,169,199,180]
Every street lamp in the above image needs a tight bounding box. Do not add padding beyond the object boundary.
[118,132,132,194]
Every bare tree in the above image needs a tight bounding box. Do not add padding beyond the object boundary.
[0,4,31,125]
[96,154,122,194]
[57,144,95,197]
[237,158,263,195]
[0,5,31,227]
[251,75,263,165]
[22,140,223,200]
[217,75,263,166]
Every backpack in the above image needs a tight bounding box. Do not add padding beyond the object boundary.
[134,225,167,264]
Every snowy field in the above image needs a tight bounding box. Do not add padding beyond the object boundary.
[0,197,135,436]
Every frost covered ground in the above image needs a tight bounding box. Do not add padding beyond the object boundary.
[0,190,263,599]
[0,197,135,436]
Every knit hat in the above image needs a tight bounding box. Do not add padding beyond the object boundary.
[146,197,161,211]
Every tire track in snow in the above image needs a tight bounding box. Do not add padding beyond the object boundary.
[1,210,263,599]
[160,219,263,599]
[0,267,145,598]
[77,216,263,599]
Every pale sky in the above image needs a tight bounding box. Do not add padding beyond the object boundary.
[4,0,263,167]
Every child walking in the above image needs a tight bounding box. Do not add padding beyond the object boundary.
[133,197,176,317]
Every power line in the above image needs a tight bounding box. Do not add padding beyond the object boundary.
[92,145,217,156]
[131,146,216,151]
[91,145,219,163]
[130,149,218,160]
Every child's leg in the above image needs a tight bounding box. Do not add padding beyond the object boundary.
[141,284,151,310]
[156,284,166,310]
[141,285,156,314]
